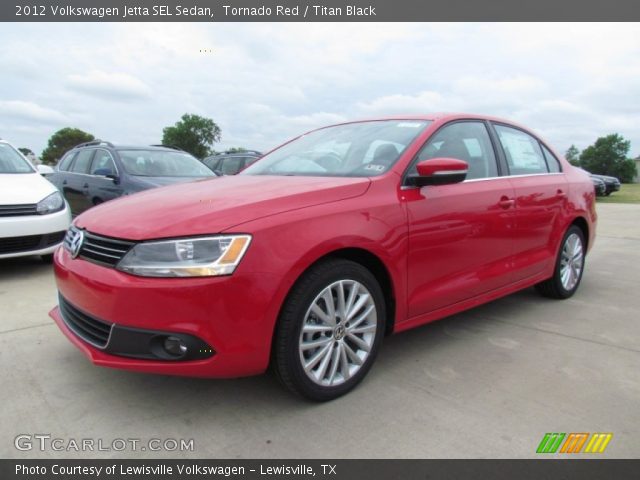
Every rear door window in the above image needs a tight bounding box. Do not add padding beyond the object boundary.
[70,149,95,174]
[494,125,549,175]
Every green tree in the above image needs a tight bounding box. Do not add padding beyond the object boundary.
[41,128,94,165]
[225,147,247,153]
[580,134,636,182]
[18,147,34,157]
[161,113,221,159]
[565,144,581,166]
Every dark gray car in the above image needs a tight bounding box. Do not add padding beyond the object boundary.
[203,150,262,175]
[49,141,215,216]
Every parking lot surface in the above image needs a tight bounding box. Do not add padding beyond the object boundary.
[1,203,638,458]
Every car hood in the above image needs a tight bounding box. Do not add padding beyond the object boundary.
[0,172,57,204]
[76,175,371,240]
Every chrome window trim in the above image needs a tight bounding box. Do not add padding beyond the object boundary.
[433,169,468,176]
[464,172,564,183]
[400,172,565,189]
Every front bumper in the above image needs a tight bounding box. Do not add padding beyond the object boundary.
[0,207,70,258]
[51,247,282,378]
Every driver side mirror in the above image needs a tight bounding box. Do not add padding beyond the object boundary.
[94,168,120,184]
[406,157,468,187]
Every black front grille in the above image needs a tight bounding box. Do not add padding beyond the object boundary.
[0,204,38,217]
[59,295,113,348]
[0,231,66,254]
[64,229,135,267]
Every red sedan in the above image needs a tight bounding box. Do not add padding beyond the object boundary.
[50,114,596,401]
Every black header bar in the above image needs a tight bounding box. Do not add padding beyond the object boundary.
[3,0,640,22]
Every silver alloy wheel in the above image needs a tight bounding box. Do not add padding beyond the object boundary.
[560,232,584,291]
[299,279,377,387]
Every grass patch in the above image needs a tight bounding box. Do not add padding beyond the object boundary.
[596,183,640,204]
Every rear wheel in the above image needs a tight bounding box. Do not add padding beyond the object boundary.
[535,225,586,299]
[274,259,385,401]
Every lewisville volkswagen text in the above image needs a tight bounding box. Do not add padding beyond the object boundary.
[50,114,596,401]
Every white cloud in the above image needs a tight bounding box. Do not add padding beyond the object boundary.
[356,91,455,117]
[67,70,151,100]
[0,23,638,157]
[0,100,69,124]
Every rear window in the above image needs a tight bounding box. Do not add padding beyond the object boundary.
[541,145,562,173]
[57,152,76,172]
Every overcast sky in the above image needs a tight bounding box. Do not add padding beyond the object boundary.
[1,23,638,158]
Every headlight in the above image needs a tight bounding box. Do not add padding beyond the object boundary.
[37,191,65,215]
[117,235,251,277]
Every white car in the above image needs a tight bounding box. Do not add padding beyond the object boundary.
[0,140,71,261]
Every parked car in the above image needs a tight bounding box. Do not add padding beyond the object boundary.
[578,168,620,196]
[50,114,596,401]
[49,141,215,216]
[0,140,71,261]
[203,150,262,175]
[592,174,621,195]
[590,175,607,196]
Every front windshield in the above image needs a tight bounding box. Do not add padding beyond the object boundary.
[118,150,214,177]
[241,120,431,177]
[0,143,35,174]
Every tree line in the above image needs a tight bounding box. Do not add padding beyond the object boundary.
[23,116,639,183]
[565,134,637,183]
[33,113,239,165]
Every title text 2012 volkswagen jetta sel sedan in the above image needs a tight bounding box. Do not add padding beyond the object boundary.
[50,114,596,400]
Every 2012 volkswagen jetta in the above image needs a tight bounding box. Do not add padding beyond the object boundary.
[50,114,596,401]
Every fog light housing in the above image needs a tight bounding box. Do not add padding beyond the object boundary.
[164,336,187,357]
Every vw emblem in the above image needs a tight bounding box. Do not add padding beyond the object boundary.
[67,228,84,259]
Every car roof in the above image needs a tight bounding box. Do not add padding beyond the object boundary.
[209,150,262,156]
[113,145,184,152]
[205,151,262,160]
[72,142,185,153]
[330,113,531,128]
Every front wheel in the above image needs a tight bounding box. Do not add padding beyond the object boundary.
[535,225,586,299]
[273,259,385,401]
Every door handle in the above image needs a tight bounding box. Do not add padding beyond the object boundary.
[498,196,515,209]
[556,189,567,198]
[83,183,89,189]
[62,180,67,185]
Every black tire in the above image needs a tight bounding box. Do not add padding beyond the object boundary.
[535,225,586,299]
[41,254,54,263]
[273,259,385,401]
